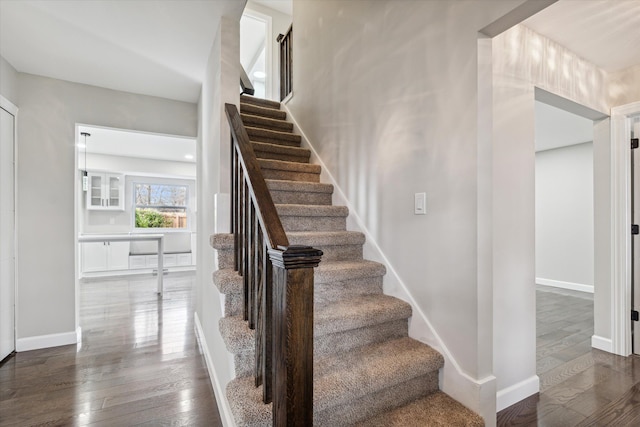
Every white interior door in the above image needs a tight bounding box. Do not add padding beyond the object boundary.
[0,104,16,361]
[632,116,640,354]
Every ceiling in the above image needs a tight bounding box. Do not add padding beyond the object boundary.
[78,125,196,163]
[524,0,640,72]
[0,0,243,103]
[251,0,292,16]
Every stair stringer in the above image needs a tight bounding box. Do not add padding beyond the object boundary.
[281,101,497,425]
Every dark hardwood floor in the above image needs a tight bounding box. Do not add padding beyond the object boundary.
[0,272,223,426]
[498,285,640,426]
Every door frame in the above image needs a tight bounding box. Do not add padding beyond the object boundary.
[612,101,640,356]
[0,94,18,359]
[242,8,273,100]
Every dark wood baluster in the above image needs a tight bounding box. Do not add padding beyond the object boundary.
[247,202,256,330]
[269,246,322,427]
[262,244,273,404]
[240,174,247,321]
[255,229,264,388]
[243,182,250,322]
[232,146,239,272]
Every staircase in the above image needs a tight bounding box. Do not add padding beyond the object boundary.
[212,95,484,426]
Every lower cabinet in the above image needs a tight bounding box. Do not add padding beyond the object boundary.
[129,253,193,270]
[81,242,130,273]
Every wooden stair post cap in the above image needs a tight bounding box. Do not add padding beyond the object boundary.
[268,245,323,269]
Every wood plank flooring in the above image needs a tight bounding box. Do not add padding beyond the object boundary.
[498,285,640,426]
[0,272,223,426]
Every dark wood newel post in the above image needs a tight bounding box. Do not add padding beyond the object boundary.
[268,245,322,427]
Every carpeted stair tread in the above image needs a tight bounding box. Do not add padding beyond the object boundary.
[268,179,334,205]
[276,203,348,217]
[314,337,443,410]
[241,113,293,132]
[212,268,240,294]
[219,294,411,355]
[210,233,233,250]
[246,126,301,147]
[219,316,254,353]
[315,260,386,283]
[240,102,286,120]
[355,391,485,427]
[213,261,385,298]
[288,230,365,246]
[259,158,321,174]
[252,141,311,163]
[266,179,333,194]
[240,94,281,110]
[226,338,443,426]
[226,377,271,427]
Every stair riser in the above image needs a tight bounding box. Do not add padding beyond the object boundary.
[246,128,301,147]
[270,189,332,205]
[240,103,286,120]
[315,319,407,357]
[261,168,321,183]
[280,215,346,231]
[232,320,409,378]
[316,278,383,303]
[216,242,363,270]
[316,373,439,426]
[254,150,309,163]
[224,292,243,317]
[234,351,253,378]
[240,95,281,110]
[215,248,234,270]
[241,114,293,132]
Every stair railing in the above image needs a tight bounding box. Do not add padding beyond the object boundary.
[277,25,293,101]
[225,103,322,426]
[240,65,255,96]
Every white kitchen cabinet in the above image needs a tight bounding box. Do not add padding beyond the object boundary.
[81,241,130,273]
[87,172,124,210]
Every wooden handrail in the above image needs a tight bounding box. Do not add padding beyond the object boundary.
[240,65,255,96]
[277,25,292,101]
[225,103,322,426]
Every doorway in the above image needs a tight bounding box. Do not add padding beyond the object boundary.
[0,96,17,362]
[240,11,270,99]
[534,99,596,380]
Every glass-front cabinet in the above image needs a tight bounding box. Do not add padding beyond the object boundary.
[87,172,124,210]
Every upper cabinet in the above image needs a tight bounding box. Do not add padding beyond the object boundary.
[87,172,125,210]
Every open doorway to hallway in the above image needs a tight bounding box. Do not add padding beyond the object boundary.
[534,99,596,389]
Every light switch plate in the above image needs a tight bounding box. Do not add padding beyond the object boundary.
[414,192,426,215]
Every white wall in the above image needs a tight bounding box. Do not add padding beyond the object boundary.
[197,12,242,426]
[492,24,609,409]
[244,1,291,101]
[287,0,529,420]
[535,142,594,290]
[609,64,640,108]
[15,73,196,345]
[0,55,18,105]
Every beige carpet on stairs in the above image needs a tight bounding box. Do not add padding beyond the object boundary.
[210,95,484,427]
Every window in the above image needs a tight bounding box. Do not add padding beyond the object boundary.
[134,183,188,229]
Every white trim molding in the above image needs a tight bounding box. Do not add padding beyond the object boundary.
[536,278,594,293]
[591,335,613,352]
[16,329,78,352]
[611,101,640,356]
[194,312,236,427]
[496,375,540,412]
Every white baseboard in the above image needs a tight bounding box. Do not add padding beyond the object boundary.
[591,335,613,352]
[536,278,594,293]
[194,312,236,427]
[496,375,540,412]
[16,328,79,352]
[282,103,492,416]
